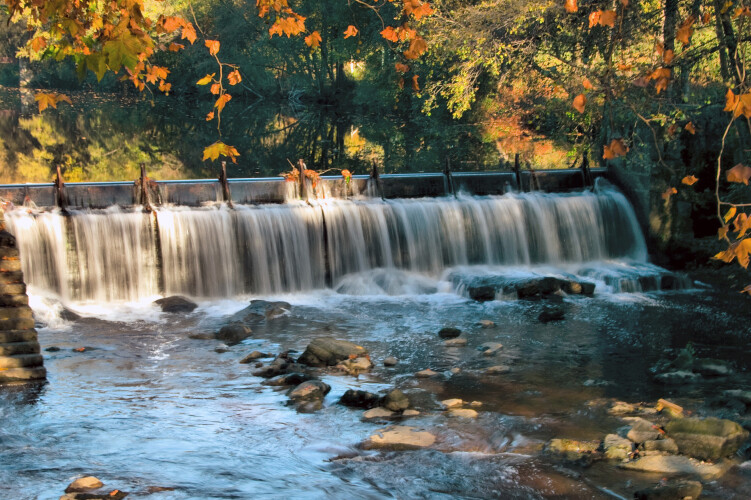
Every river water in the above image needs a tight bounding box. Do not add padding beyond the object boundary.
[1,190,751,498]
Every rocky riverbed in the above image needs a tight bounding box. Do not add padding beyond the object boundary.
[1,270,751,499]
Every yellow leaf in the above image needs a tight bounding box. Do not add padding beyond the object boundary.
[30,36,46,52]
[724,206,737,223]
[681,175,698,185]
[719,225,729,240]
[573,94,586,113]
[734,212,751,239]
[343,25,359,39]
[34,92,70,113]
[203,141,240,163]
[197,73,215,85]
[205,39,220,56]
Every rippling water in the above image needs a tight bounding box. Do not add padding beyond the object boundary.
[2,275,751,499]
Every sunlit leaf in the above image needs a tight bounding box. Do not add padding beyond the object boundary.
[741,284,751,294]
[727,163,751,185]
[661,187,677,201]
[203,141,240,163]
[205,39,220,56]
[583,78,594,90]
[343,25,359,38]
[197,73,215,85]
[724,206,737,223]
[713,239,751,268]
[168,43,184,52]
[182,23,197,44]
[733,212,751,239]
[663,49,674,64]
[682,175,698,185]
[564,0,578,13]
[676,17,695,47]
[685,122,696,135]
[31,36,47,52]
[719,225,730,240]
[395,63,410,73]
[206,111,214,121]
[404,36,428,60]
[227,70,242,86]
[381,26,399,42]
[34,92,71,113]
[573,94,586,113]
[304,31,322,49]
[412,74,420,91]
[210,83,221,95]
[214,93,232,112]
[341,169,352,184]
[603,138,628,159]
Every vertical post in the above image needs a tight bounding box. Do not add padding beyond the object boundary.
[219,161,233,207]
[513,153,522,192]
[370,161,384,200]
[54,165,67,212]
[444,156,456,198]
[580,155,592,188]
[139,163,152,212]
[297,159,307,201]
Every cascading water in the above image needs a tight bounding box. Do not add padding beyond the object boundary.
[4,187,664,302]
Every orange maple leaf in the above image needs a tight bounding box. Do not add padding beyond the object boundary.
[682,175,698,185]
[343,25,359,38]
[304,31,322,49]
[227,70,242,86]
[214,93,232,112]
[727,163,751,185]
[381,26,399,42]
[205,39,220,56]
[603,138,628,159]
[395,63,410,73]
[573,94,586,113]
[564,0,578,13]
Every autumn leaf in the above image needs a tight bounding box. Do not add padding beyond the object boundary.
[214,93,232,112]
[713,239,751,268]
[724,206,737,224]
[724,88,739,112]
[719,225,730,240]
[573,94,586,113]
[182,23,197,44]
[589,10,616,28]
[341,169,352,184]
[682,175,698,185]
[304,31,322,49]
[343,25,359,38]
[404,0,434,20]
[381,27,399,43]
[168,43,184,52]
[620,0,629,6]
[412,74,420,91]
[161,16,183,33]
[227,70,242,86]
[158,81,171,94]
[582,78,594,90]
[31,37,47,52]
[685,122,696,135]
[404,36,428,59]
[203,141,240,163]
[210,83,221,95]
[206,111,214,121]
[741,284,751,294]
[661,186,678,201]
[205,39,220,56]
[655,41,664,56]
[733,6,751,18]
[727,163,751,185]
[676,17,695,47]
[196,73,215,85]
[603,138,628,159]
[618,63,632,71]
[564,0,578,13]
[734,213,751,239]
[663,49,674,64]
[395,63,410,73]
[34,92,71,113]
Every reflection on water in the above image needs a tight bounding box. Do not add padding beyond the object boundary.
[1,284,750,498]
[0,88,502,184]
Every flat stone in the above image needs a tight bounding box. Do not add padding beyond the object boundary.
[449,367,461,374]
[0,366,46,382]
[0,329,38,343]
[287,380,331,402]
[440,398,464,409]
[239,351,270,363]
[448,408,478,418]
[0,341,40,356]
[603,434,632,461]
[0,305,32,320]
[0,294,28,307]
[478,320,495,328]
[443,337,467,347]
[0,354,44,369]
[362,426,436,450]
[65,476,104,493]
[633,480,702,500]
[402,409,420,417]
[485,365,511,375]
[608,401,638,415]
[383,356,398,366]
[438,327,461,339]
[478,342,503,356]
[619,455,733,480]
[643,438,679,454]
[297,337,367,367]
[363,407,394,419]
[382,389,409,412]
[0,317,35,330]
[415,369,439,378]
[627,418,662,444]
[665,417,750,461]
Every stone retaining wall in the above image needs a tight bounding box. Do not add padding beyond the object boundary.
[0,215,45,384]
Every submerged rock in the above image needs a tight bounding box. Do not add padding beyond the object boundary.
[339,389,380,409]
[251,354,292,378]
[485,365,511,375]
[654,371,700,384]
[665,417,749,461]
[693,358,733,377]
[626,418,662,444]
[440,398,464,409]
[297,338,368,367]
[336,356,372,376]
[478,319,495,328]
[438,327,461,339]
[287,380,331,402]
[362,426,436,450]
[448,408,478,419]
[154,295,197,313]
[231,300,291,324]
[263,372,312,387]
[633,480,702,500]
[215,323,252,344]
[382,389,409,412]
[643,438,679,454]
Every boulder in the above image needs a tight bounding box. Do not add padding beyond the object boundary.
[363,407,394,419]
[216,323,252,344]
[665,417,750,461]
[627,418,662,444]
[538,305,565,323]
[468,285,496,302]
[603,434,632,461]
[643,438,679,454]
[362,426,436,450]
[339,389,381,409]
[65,476,104,493]
[619,454,733,479]
[297,338,367,367]
[402,409,420,417]
[287,380,331,402]
[438,327,461,339]
[154,296,197,313]
[251,354,291,378]
[383,356,398,367]
[545,439,601,463]
[60,308,82,321]
[655,371,700,384]
[336,356,372,376]
[444,338,467,347]
[633,480,702,500]
[381,389,409,412]
[263,372,312,387]
[232,300,291,323]
[239,351,270,364]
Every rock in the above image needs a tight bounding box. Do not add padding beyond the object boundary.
[239,351,270,363]
[619,455,733,479]
[438,327,461,339]
[251,354,292,378]
[603,434,632,461]
[627,418,662,444]
[363,407,394,419]
[643,438,679,454]
[336,356,372,376]
[440,398,464,409]
[470,401,483,407]
[232,300,291,323]
[633,480,702,500]
[579,281,596,295]
[383,356,398,367]
[65,476,104,493]
[188,332,216,340]
[45,346,61,352]
[724,389,751,405]
[382,389,409,412]
[448,408,478,418]
[214,345,229,353]
[61,493,127,500]
[60,308,81,321]
[216,323,252,344]
[402,409,420,417]
[538,305,565,323]
[154,295,197,313]
[478,342,503,356]
[516,279,541,299]
[545,439,601,463]
[693,358,733,377]
[655,371,700,384]
[443,338,467,347]
[297,338,367,367]
[415,369,439,378]
[287,380,331,402]
[362,426,436,450]
[449,367,461,375]
[665,417,750,461]
[263,372,312,387]
[608,401,638,415]
[656,398,684,418]
[339,389,381,409]
[485,365,511,375]
[468,285,496,302]
[478,320,495,328]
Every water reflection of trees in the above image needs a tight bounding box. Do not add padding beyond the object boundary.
[0,89,499,184]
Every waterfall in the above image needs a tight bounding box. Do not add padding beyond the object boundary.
[4,188,647,301]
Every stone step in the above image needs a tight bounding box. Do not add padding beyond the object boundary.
[0,259,22,272]
[0,283,26,295]
[0,317,35,330]
[0,341,40,356]
[0,329,39,343]
[0,247,20,259]
[0,271,23,284]
[0,366,46,383]
[0,306,33,321]
[0,294,28,307]
[0,353,44,369]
